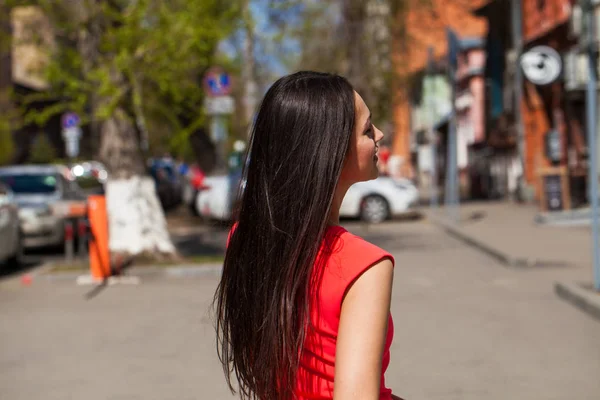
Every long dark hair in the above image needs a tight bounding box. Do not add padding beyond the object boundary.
[214,71,356,399]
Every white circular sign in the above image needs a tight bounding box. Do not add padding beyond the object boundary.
[520,46,562,86]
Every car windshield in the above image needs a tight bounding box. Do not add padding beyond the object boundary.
[0,173,58,194]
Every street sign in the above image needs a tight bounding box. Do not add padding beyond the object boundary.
[203,67,232,97]
[62,112,80,129]
[520,46,563,86]
[204,96,235,115]
[62,112,82,159]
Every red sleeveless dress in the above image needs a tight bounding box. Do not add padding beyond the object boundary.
[296,225,395,399]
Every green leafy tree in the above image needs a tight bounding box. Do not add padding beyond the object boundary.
[11,0,242,258]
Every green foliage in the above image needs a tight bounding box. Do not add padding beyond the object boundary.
[15,0,243,160]
[28,133,56,164]
[0,118,15,166]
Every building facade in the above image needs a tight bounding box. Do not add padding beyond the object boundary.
[391,0,488,181]
[455,38,487,198]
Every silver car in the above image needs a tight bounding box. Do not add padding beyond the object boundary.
[0,183,21,266]
[0,165,86,249]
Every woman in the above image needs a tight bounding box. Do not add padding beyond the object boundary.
[214,71,400,400]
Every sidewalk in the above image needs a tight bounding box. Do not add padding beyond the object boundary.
[426,201,592,268]
[425,201,600,320]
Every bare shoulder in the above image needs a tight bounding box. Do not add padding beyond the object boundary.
[344,257,394,303]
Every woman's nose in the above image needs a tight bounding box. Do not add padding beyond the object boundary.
[374,125,384,143]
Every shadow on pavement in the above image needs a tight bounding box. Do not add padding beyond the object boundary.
[0,259,43,281]
[172,226,228,258]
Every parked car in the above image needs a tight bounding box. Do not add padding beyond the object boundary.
[339,176,419,223]
[149,158,184,210]
[181,164,207,215]
[70,161,108,195]
[0,164,86,249]
[195,171,243,221]
[196,174,418,224]
[0,183,22,267]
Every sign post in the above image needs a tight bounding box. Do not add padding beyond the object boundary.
[203,67,235,172]
[583,0,600,291]
[61,112,81,163]
[446,28,460,223]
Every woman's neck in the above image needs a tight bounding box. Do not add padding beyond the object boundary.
[328,181,351,226]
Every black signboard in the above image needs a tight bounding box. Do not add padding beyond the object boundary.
[543,174,564,211]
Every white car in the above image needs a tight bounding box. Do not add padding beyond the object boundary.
[196,175,230,220]
[196,174,418,224]
[0,183,22,267]
[195,173,242,221]
[340,176,419,223]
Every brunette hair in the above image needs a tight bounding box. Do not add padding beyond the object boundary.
[214,71,356,399]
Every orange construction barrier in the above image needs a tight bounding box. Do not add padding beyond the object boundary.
[87,195,111,280]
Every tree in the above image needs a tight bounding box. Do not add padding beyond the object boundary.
[266,0,429,136]
[0,0,16,165]
[28,132,55,164]
[13,0,241,260]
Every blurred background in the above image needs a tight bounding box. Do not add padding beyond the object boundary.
[1,1,600,400]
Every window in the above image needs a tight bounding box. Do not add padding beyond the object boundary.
[0,173,58,194]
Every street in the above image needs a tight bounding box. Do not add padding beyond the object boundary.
[1,220,599,400]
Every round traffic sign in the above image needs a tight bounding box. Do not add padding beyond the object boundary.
[203,67,232,97]
[62,112,80,129]
[520,46,562,86]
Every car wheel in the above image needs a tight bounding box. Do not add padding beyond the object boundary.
[7,230,23,267]
[360,195,390,224]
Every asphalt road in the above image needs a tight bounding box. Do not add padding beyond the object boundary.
[1,220,599,400]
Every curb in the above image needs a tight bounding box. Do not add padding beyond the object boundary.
[555,281,600,321]
[427,213,568,268]
[37,263,224,282]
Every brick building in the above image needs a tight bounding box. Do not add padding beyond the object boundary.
[391,0,487,179]
[519,0,585,205]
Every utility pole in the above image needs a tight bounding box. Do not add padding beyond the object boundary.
[446,28,460,222]
[584,0,600,291]
[426,47,439,209]
[511,0,527,199]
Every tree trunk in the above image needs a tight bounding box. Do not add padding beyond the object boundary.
[100,107,177,259]
[342,0,368,96]
[72,0,177,261]
[242,0,258,136]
